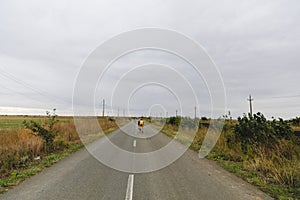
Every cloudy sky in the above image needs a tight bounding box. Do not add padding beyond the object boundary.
[0,0,299,119]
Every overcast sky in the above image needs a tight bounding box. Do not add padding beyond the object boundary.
[0,0,299,119]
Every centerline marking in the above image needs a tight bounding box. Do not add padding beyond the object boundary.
[133,140,136,147]
[125,174,134,200]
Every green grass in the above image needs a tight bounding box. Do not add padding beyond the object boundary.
[0,119,24,129]
[0,118,25,133]
[0,116,72,134]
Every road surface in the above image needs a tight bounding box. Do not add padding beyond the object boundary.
[0,122,272,200]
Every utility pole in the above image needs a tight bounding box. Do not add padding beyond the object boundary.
[228,110,232,120]
[102,99,105,117]
[247,94,254,116]
[194,106,197,119]
[175,110,178,117]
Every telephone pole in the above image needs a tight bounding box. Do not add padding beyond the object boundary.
[247,95,253,116]
[102,99,105,117]
[175,110,178,117]
[194,106,197,119]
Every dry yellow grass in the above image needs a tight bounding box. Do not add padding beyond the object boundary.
[0,116,119,179]
[0,129,43,178]
[161,120,300,191]
[244,141,300,187]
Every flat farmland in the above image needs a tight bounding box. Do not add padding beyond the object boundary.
[0,116,72,134]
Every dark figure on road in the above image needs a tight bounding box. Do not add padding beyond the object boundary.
[137,118,144,133]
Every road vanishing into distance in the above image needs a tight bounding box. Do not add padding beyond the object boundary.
[1,122,272,200]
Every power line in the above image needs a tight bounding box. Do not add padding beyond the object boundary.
[0,82,47,105]
[0,66,71,105]
[272,94,300,99]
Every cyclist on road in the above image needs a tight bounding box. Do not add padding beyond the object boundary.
[137,118,144,133]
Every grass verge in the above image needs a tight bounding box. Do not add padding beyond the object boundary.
[0,143,83,194]
[208,152,300,200]
[159,123,300,200]
[0,116,119,194]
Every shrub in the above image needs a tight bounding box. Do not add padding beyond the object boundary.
[23,109,58,153]
[108,117,115,122]
[233,112,293,151]
[290,117,300,126]
[166,116,181,126]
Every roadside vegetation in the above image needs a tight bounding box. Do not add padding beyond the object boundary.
[1,112,299,199]
[0,112,118,193]
[159,113,300,200]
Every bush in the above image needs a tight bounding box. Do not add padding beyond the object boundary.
[166,116,181,126]
[23,109,58,153]
[108,117,115,122]
[290,117,300,126]
[233,112,293,150]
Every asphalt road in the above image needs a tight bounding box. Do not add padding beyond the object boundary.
[0,122,272,200]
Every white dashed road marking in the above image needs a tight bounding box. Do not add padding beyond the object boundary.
[125,174,134,200]
[133,140,136,147]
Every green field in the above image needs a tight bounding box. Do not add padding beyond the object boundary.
[0,116,72,134]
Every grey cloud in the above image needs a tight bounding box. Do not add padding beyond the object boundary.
[0,0,299,118]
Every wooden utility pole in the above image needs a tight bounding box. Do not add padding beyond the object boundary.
[102,99,105,117]
[194,106,197,119]
[247,95,253,116]
[175,110,178,117]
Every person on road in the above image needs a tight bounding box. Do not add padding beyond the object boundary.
[137,118,144,133]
